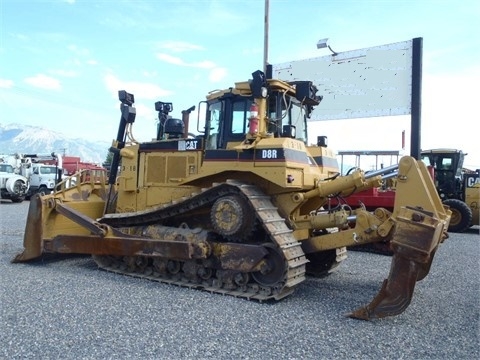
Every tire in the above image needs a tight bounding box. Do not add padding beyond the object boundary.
[305,248,346,277]
[444,198,472,233]
[37,185,49,196]
[5,178,27,202]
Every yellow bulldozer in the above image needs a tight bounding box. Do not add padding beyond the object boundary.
[13,69,451,320]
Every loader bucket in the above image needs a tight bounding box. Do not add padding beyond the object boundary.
[348,206,447,320]
[12,194,44,262]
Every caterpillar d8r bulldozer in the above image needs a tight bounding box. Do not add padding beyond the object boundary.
[13,69,451,320]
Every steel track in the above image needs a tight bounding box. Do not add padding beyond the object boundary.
[94,180,308,301]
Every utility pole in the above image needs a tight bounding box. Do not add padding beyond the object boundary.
[263,0,269,74]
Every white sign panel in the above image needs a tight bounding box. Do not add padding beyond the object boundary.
[273,40,413,121]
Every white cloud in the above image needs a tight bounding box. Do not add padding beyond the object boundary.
[158,41,204,53]
[194,60,216,69]
[156,53,216,69]
[241,47,262,56]
[0,79,14,88]
[134,103,155,118]
[156,53,185,66]
[103,73,172,101]
[142,70,158,77]
[50,69,77,77]
[67,44,91,57]
[24,74,61,90]
[66,44,97,66]
[209,68,227,83]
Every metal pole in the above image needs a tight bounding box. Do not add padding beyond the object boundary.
[410,37,423,159]
[264,0,269,74]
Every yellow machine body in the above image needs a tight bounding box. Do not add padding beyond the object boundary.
[14,71,451,320]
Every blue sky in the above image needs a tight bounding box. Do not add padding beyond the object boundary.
[1,0,479,168]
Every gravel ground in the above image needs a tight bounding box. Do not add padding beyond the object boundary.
[1,200,479,360]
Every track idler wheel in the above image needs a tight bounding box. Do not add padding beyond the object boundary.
[210,194,255,241]
[251,244,287,286]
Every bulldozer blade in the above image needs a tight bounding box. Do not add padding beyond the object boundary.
[12,195,43,263]
[348,206,447,320]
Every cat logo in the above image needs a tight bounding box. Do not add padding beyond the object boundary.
[466,175,480,188]
[178,140,198,151]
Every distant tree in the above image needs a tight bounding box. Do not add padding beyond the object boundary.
[103,151,113,168]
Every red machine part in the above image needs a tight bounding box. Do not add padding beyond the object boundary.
[248,102,259,135]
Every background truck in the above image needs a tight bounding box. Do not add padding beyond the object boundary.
[20,154,64,198]
[23,163,62,197]
[1,153,106,198]
[0,162,29,203]
[40,155,106,176]
[22,154,106,196]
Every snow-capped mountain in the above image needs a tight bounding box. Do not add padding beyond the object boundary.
[0,123,111,164]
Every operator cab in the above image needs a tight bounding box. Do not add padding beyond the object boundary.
[421,149,465,199]
[201,70,321,150]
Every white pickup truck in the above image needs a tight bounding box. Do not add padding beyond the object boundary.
[0,163,29,203]
[23,163,62,198]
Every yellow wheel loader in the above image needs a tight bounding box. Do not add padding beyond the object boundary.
[13,69,451,320]
[420,149,479,232]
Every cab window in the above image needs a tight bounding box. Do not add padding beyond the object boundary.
[231,101,248,134]
[439,157,453,170]
[206,101,222,149]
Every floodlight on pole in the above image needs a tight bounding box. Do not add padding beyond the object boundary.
[316,38,338,56]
